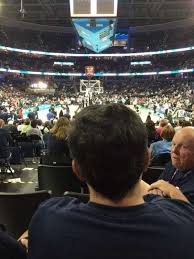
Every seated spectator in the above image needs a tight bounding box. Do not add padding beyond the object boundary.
[150,125,175,159]
[3,120,18,135]
[20,118,31,134]
[27,109,36,121]
[42,121,52,134]
[182,120,192,127]
[42,121,52,148]
[155,118,169,136]
[37,119,44,131]
[0,119,12,159]
[0,226,27,259]
[26,120,43,139]
[174,119,183,132]
[46,117,71,164]
[28,104,194,259]
[145,116,156,146]
[159,127,194,204]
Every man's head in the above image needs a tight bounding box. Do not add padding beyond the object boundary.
[68,104,148,201]
[160,125,175,142]
[171,127,194,171]
[159,119,168,128]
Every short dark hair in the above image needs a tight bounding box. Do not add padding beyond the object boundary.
[68,104,147,201]
[31,120,38,128]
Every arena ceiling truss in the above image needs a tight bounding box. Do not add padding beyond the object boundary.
[0,0,193,28]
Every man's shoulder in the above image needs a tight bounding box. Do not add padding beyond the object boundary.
[34,197,81,217]
[151,141,163,148]
[146,195,194,223]
[163,161,176,175]
[0,128,7,133]
[0,128,10,136]
[36,196,194,224]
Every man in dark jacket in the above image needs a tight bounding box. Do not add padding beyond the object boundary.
[159,127,194,204]
[0,226,27,259]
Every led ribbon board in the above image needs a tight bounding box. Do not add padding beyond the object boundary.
[0,68,193,77]
[1,45,194,57]
[54,62,74,66]
[131,61,152,65]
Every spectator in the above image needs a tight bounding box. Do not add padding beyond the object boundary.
[156,118,169,136]
[159,127,194,204]
[0,226,27,259]
[20,118,31,134]
[145,116,156,146]
[46,117,71,164]
[0,119,12,159]
[26,120,43,139]
[27,109,36,121]
[3,120,18,135]
[150,125,175,159]
[46,109,55,121]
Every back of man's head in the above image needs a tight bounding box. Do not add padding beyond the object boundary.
[68,104,148,201]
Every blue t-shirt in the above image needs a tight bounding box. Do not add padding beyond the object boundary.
[28,196,194,259]
[150,140,172,159]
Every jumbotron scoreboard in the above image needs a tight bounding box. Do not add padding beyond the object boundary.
[70,0,118,53]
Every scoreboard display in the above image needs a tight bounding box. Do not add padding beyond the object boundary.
[85,66,95,77]
[70,0,118,17]
[73,18,116,53]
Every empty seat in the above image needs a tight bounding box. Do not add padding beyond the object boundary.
[0,190,50,239]
[142,166,165,185]
[38,165,83,197]
[150,153,171,166]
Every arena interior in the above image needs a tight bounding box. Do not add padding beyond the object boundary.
[0,0,194,258]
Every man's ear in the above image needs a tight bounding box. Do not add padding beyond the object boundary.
[72,160,85,182]
[143,148,150,173]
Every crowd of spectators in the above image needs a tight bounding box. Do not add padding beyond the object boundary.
[1,25,194,259]
[1,26,194,53]
[1,103,194,259]
[0,78,193,123]
[1,50,194,74]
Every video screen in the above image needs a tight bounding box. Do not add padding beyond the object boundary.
[70,0,118,17]
[114,33,128,47]
[73,18,116,53]
[97,0,115,14]
[73,0,91,14]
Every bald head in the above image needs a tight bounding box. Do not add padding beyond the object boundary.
[176,127,194,137]
[171,127,194,171]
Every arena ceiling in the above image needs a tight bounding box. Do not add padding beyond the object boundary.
[0,0,193,28]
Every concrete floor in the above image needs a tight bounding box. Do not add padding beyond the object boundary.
[0,160,38,193]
